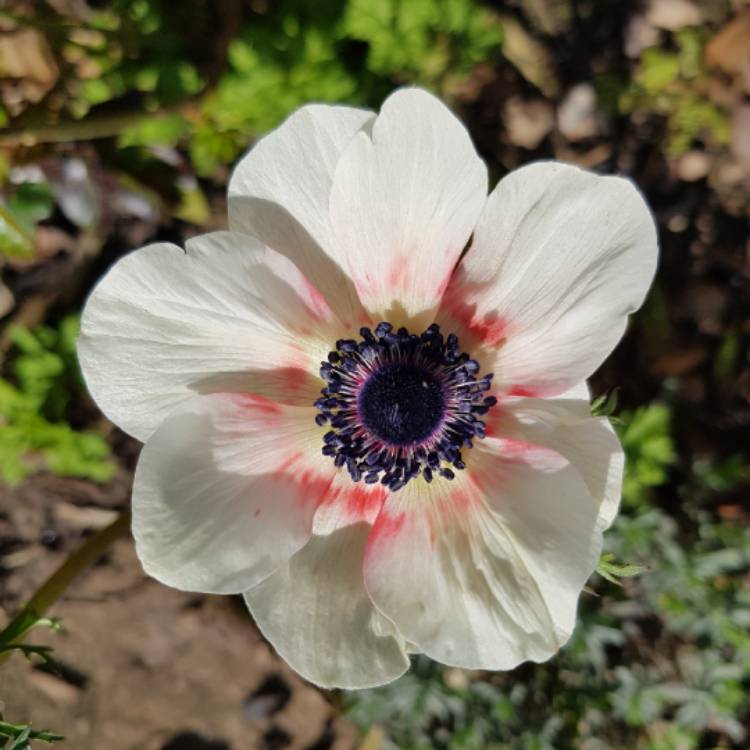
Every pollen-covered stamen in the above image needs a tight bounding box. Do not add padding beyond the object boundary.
[314,322,497,491]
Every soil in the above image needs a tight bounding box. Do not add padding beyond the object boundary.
[1,474,357,750]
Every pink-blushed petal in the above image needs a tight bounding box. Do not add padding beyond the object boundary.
[492,397,623,529]
[78,231,335,442]
[439,161,658,397]
[228,104,375,329]
[132,393,335,595]
[328,88,488,325]
[244,479,409,688]
[312,471,389,535]
[364,440,602,670]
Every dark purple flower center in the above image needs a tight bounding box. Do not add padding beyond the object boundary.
[359,363,444,445]
[314,322,497,492]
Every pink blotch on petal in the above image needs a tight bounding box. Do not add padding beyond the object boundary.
[231,394,283,427]
[450,489,474,513]
[507,385,540,398]
[316,482,388,525]
[432,488,477,539]
[297,470,334,510]
[497,437,539,460]
[442,280,508,348]
[274,453,335,512]
[343,484,387,521]
[485,408,502,438]
[366,509,406,557]
[301,278,334,321]
[387,257,409,291]
[274,451,304,477]
[278,366,315,395]
[352,273,376,303]
[288,341,311,356]
[435,269,453,300]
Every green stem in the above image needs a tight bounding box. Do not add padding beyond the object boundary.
[0,511,131,667]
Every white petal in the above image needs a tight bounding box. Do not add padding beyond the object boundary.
[244,521,409,689]
[328,88,487,324]
[494,397,623,528]
[132,393,334,595]
[364,441,602,670]
[440,161,658,395]
[557,380,591,403]
[228,104,375,327]
[78,231,334,441]
[229,103,373,253]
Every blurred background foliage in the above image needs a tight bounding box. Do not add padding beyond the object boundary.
[0,0,749,748]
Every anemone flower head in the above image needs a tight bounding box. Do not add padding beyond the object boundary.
[78,88,658,689]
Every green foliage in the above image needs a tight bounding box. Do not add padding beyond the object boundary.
[65,0,207,120]
[195,7,360,174]
[342,0,502,85]
[35,0,502,175]
[595,552,647,585]
[590,387,619,418]
[605,510,750,744]
[117,112,191,149]
[620,28,729,156]
[0,315,114,485]
[0,183,54,259]
[0,610,62,662]
[0,719,63,749]
[617,403,675,507]
[667,94,730,158]
[692,453,748,493]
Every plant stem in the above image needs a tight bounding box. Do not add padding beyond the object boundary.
[0,511,131,667]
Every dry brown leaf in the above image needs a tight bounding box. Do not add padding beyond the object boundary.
[0,26,59,112]
[705,11,750,82]
[499,14,559,97]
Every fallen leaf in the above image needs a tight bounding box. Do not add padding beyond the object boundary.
[498,15,559,97]
[705,11,750,83]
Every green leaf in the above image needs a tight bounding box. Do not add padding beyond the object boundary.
[0,607,61,650]
[617,403,675,507]
[596,553,648,586]
[591,388,619,418]
[6,183,55,231]
[0,205,33,258]
[0,721,63,747]
[0,642,56,664]
[0,182,55,258]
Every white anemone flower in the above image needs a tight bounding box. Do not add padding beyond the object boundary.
[78,88,658,689]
